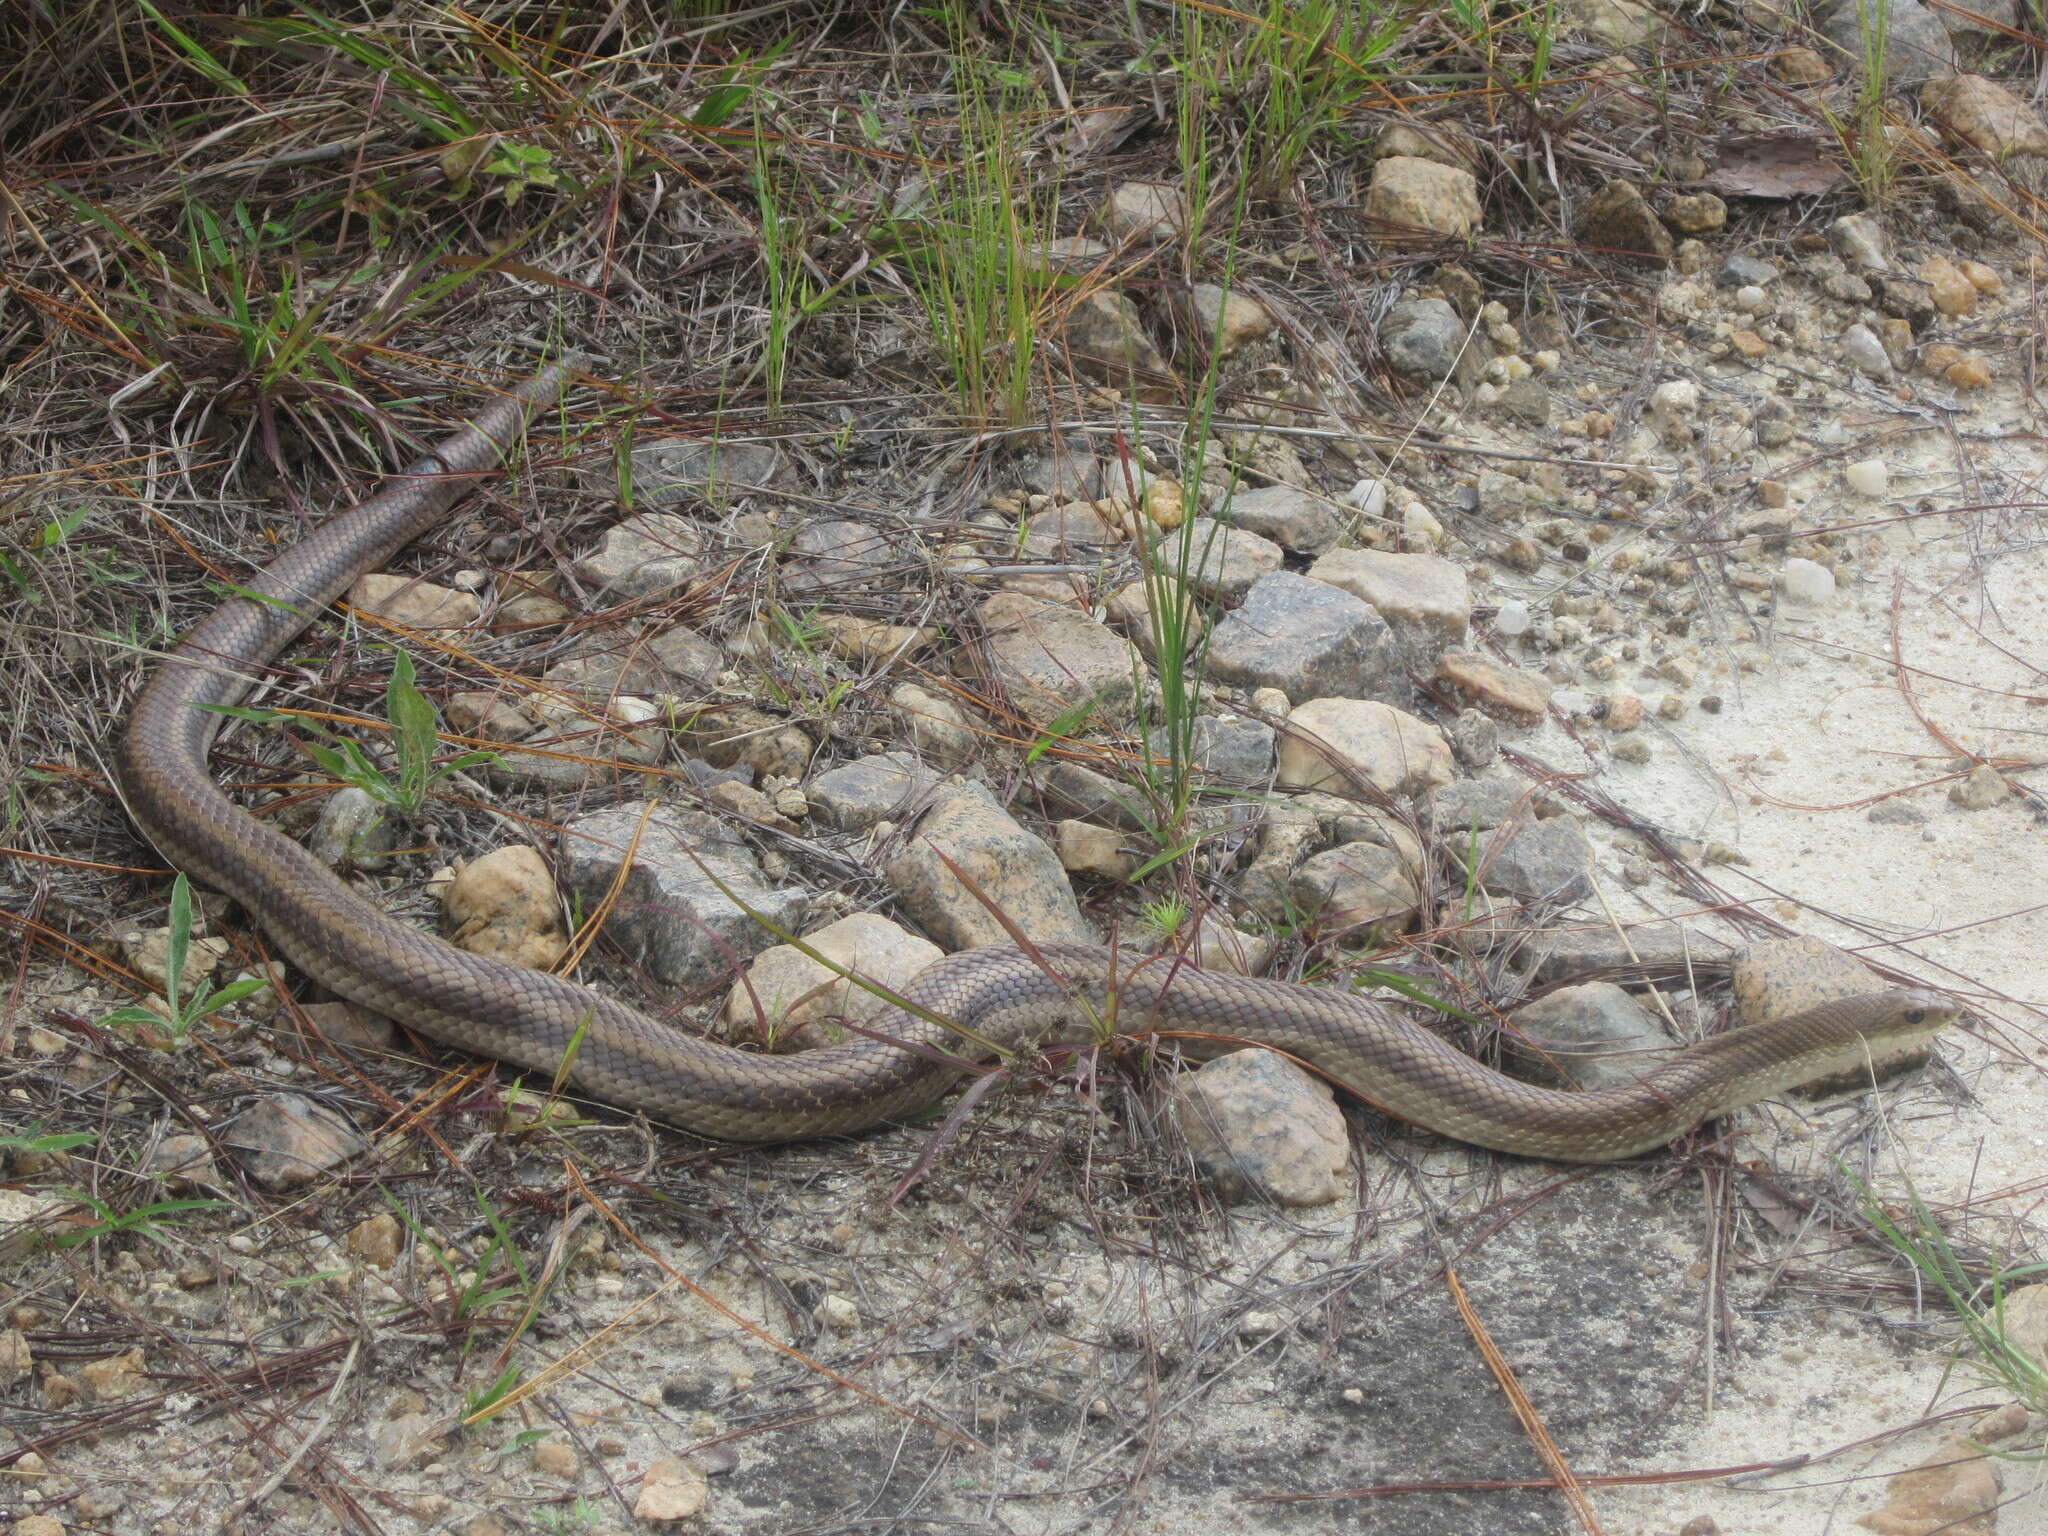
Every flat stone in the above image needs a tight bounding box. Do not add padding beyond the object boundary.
[978,590,1148,728]
[1062,290,1171,395]
[1187,284,1276,357]
[1289,841,1421,933]
[1170,1049,1351,1206]
[890,683,980,767]
[1731,936,1886,1023]
[1577,182,1674,265]
[1424,775,1548,833]
[806,752,943,832]
[1308,549,1471,652]
[225,1095,368,1191]
[571,512,710,601]
[1013,438,1106,500]
[1147,715,1275,788]
[1717,253,1780,287]
[447,690,541,742]
[558,804,807,988]
[1922,71,2048,158]
[782,518,907,595]
[1205,572,1405,704]
[1561,0,1664,45]
[1056,820,1139,881]
[1100,180,1187,243]
[1506,983,1681,1092]
[348,573,479,631]
[1475,816,1595,903]
[294,998,400,1054]
[882,783,1090,949]
[625,439,783,505]
[1221,484,1347,554]
[1278,698,1454,796]
[1178,518,1285,602]
[1517,922,1734,986]
[633,1454,710,1521]
[542,624,724,700]
[723,913,942,1053]
[1037,759,1149,831]
[1820,0,1955,88]
[1365,156,1483,240]
[1436,649,1554,725]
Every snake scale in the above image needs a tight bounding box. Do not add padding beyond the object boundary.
[115,364,1956,1160]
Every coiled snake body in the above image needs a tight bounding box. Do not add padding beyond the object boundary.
[116,367,1955,1160]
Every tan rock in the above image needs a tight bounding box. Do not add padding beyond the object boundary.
[634,1454,709,1521]
[1373,120,1481,170]
[445,690,539,742]
[1946,355,1992,389]
[225,1094,368,1190]
[890,682,981,766]
[1100,180,1187,243]
[1922,73,2048,158]
[818,614,936,663]
[348,572,480,631]
[79,1348,146,1403]
[1435,650,1555,725]
[977,589,1147,728]
[1917,254,1977,316]
[1171,1049,1351,1206]
[883,784,1090,950]
[348,1212,404,1268]
[1187,285,1276,357]
[1278,697,1455,796]
[1365,156,1483,240]
[1308,548,1472,647]
[1056,820,1138,881]
[443,846,570,971]
[722,913,942,1053]
[1577,182,1674,265]
[1770,45,1831,82]
[1857,1435,2000,1535]
[1661,192,1726,234]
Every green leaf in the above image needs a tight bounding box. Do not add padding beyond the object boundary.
[165,874,191,1016]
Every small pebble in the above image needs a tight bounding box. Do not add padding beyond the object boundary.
[1348,478,1388,518]
[1494,599,1533,637]
[1734,284,1768,312]
[1844,459,1888,497]
[1779,558,1836,606]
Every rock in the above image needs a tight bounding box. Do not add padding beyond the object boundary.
[1716,253,1780,287]
[1448,708,1499,768]
[1103,576,1206,659]
[348,1212,404,1267]
[443,846,570,970]
[1506,983,1681,1091]
[1516,921,1734,985]
[1374,120,1482,169]
[1379,298,1471,380]
[1435,650,1554,725]
[1364,156,1483,240]
[1770,45,1832,82]
[1278,698,1455,796]
[1205,572,1405,703]
[1425,776,1545,833]
[532,1437,579,1479]
[1824,271,1875,303]
[1878,277,1937,332]
[79,1347,146,1402]
[1101,180,1187,243]
[122,922,228,999]
[1779,557,1837,607]
[1922,71,2048,157]
[1013,436,1106,500]
[890,683,980,767]
[1021,236,1110,280]
[1146,921,1273,976]
[1731,937,1887,1024]
[1495,376,1552,425]
[225,1095,368,1190]
[571,512,709,601]
[446,690,540,742]
[1577,182,1674,265]
[817,615,934,664]
[1187,284,1276,356]
[1170,1049,1351,1206]
[1828,212,1889,271]
[1289,841,1421,932]
[1057,820,1138,880]
[1222,484,1347,554]
[624,440,782,505]
[2006,1284,2048,1372]
[485,694,666,790]
[635,1454,710,1521]
[1661,193,1726,234]
[1307,549,1471,652]
[1147,714,1275,787]
[978,590,1147,728]
[1948,763,2010,809]
[723,913,941,1053]
[496,570,571,629]
[1841,323,1895,381]
[1856,1434,2000,1534]
[348,573,479,631]
[1039,759,1149,831]
[1561,0,1664,45]
[371,1413,445,1472]
[705,779,798,833]
[882,782,1091,949]
[1476,816,1596,902]
[809,752,942,831]
[1846,458,1890,496]
[1819,0,1955,87]
[294,998,400,1054]
[1178,518,1285,602]
[1918,254,1978,316]
[782,518,908,596]
[558,804,807,987]
[1062,291,1171,394]
[544,623,723,699]
[0,1329,29,1388]
[142,1134,218,1192]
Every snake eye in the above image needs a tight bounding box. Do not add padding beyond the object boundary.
[1904,1008,1927,1025]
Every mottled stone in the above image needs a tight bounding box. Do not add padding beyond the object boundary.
[1222,484,1348,554]
[442,845,569,971]
[882,783,1090,949]
[1171,1049,1351,1206]
[978,590,1148,728]
[572,512,709,600]
[1289,841,1421,932]
[348,573,479,631]
[1206,572,1405,702]
[723,913,941,1053]
[1577,181,1674,265]
[225,1095,368,1191]
[1365,156,1483,240]
[1506,983,1681,1092]
[809,752,944,832]
[1476,816,1595,902]
[1178,518,1285,603]
[1308,548,1471,651]
[1278,698,1455,796]
[625,440,782,505]
[1436,649,1554,725]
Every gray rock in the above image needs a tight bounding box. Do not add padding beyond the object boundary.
[1841,323,1895,381]
[1014,440,1106,501]
[1449,707,1500,769]
[1379,298,1470,380]
[1867,799,1928,825]
[1171,1049,1351,1206]
[1178,518,1285,602]
[1818,0,1954,88]
[1038,758,1149,830]
[1238,802,1325,921]
[808,751,941,831]
[1062,290,1171,394]
[978,590,1149,728]
[1506,983,1681,1092]
[544,624,722,698]
[1827,211,1890,271]
[307,785,394,873]
[1517,921,1733,986]
[1205,572,1406,703]
[882,782,1090,949]
[1476,815,1596,903]
[558,804,807,987]
[626,440,783,505]
[572,512,710,601]
[1221,484,1348,554]
[370,1413,446,1472]
[1823,271,1876,303]
[1148,715,1276,787]
[1496,376,1552,426]
[224,1095,367,1191]
[782,518,907,595]
[1425,776,1544,834]
[1307,548,1472,653]
[1716,253,1780,288]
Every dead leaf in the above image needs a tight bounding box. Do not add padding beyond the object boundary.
[1707,133,1849,197]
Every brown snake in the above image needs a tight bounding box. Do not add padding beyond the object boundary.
[116,365,1956,1160]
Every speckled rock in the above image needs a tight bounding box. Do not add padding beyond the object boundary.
[882,783,1090,949]
[1148,715,1276,787]
[1436,650,1554,725]
[1179,518,1285,602]
[1506,983,1681,1092]
[781,518,908,595]
[442,845,569,971]
[891,683,981,767]
[806,752,942,832]
[225,1095,368,1191]
[1820,0,1954,88]
[1101,180,1188,243]
[1206,572,1404,702]
[1170,1049,1351,1206]
[1379,298,1471,380]
[979,590,1147,728]
[1308,548,1471,651]
[559,804,807,987]
[1278,698,1455,796]
[1731,936,1887,1022]
[1923,72,2048,157]
[1288,841,1421,932]
[1577,182,1674,265]
[1221,484,1348,554]
[572,512,710,600]
[723,913,942,1053]
[1187,283,1276,356]
[1062,291,1171,394]
[625,439,782,504]
[1516,921,1733,986]
[348,572,479,631]
[1475,816,1595,902]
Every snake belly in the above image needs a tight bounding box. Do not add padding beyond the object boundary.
[114,366,1955,1159]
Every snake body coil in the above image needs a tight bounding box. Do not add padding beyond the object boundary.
[116,368,1954,1160]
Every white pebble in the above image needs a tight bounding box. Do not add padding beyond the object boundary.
[1844,458,1889,497]
[1532,349,1561,372]
[1735,285,1767,313]
[1840,324,1893,381]
[1779,558,1836,606]
[1650,380,1699,416]
[815,1293,859,1331]
[1494,599,1533,637]
[1347,478,1388,518]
